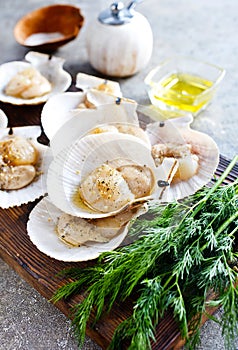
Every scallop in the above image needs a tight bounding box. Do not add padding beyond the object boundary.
[87,124,119,134]
[0,134,38,190]
[57,213,111,246]
[76,72,121,96]
[0,136,38,166]
[79,163,135,213]
[146,116,219,201]
[56,202,144,247]
[0,51,71,105]
[84,89,133,110]
[41,73,122,140]
[5,67,51,99]
[0,164,36,190]
[114,123,150,146]
[116,164,155,199]
[27,196,147,261]
[47,132,175,218]
[86,123,150,146]
[0,125,50,208]
[49,103,140,156]
[151,143,199,182]
[41,91,136,143]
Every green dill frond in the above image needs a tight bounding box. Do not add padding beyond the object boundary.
[52,156,238,350]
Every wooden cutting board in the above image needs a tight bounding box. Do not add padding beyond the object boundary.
[0,100,237,349]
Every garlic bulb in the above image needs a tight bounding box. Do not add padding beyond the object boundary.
[86,3,153,77]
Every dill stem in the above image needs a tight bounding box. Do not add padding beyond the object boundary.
[192,155,238,215]
[205,155,238,196]
[216,211,238,236]
[174,155,238,234]
[199,210,238,254]
[228,226,238,238]
[223,256,236,287]
[162,274,176,289]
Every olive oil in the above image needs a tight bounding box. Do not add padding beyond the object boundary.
[151,73,214,113]
[73,190,90,210]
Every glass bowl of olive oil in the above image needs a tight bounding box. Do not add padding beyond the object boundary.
[144,57,225,115]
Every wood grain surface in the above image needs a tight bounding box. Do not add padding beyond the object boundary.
[0,99,237,350]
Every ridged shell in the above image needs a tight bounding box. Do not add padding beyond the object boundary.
[41,91,86,140]
[41,89,127,141]
[27,196,147,262]
[49,102,141,156]
[76,73,121,96]
[0,51,71,105]
[0,109,8,128]
[0,126,50,208]
[47,132,174,218]
[146,116,219,201]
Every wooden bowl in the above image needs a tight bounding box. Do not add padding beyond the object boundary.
[14,4,84,52]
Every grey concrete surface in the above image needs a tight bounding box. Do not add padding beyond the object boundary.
[0,0,238,349]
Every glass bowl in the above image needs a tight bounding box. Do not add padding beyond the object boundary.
[144,56,225,115]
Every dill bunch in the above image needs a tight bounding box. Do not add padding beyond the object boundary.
[52,156,238,350]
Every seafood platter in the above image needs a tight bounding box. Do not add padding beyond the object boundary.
[0,51,220,262]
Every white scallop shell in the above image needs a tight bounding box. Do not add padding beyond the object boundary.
[0,126,51,208]
[41,91,86,140]
[41,89,134,142]
[146,116,219,201]
[49,102,140,156]
[83,89,131,110]
[0,109,8,128]
[76,72,121,96]
[0,51,72,105]
[47,132,173,218]
[27,196,147,262]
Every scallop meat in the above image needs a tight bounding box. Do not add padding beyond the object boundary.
[47,132,176,218]
[0,51,71,105]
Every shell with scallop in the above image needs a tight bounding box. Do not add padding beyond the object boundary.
[47,131,176,219]
[145,115,219,201]
[0,51,72,105]
[28,71,218,261]
[76,72,121,96]
[49,101,149,156]
[27,196,148,262]
[41,73,122,141]
[28,99,168,261]
[29,99,219,261]
[0,125,50,208]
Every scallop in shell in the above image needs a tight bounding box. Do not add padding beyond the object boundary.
[47,132,175,219]
[27,196,147,262]
[0,51,72,105]
[49,102,143,156]
[41,89,134,142]
[76,72,121,96]
[0,126,50,208]
[146,116,219,201]
[41,73,122,140]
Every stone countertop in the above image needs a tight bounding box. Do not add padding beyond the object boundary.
[0,0,237,349]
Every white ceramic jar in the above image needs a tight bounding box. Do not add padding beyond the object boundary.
[86,1,153,77]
